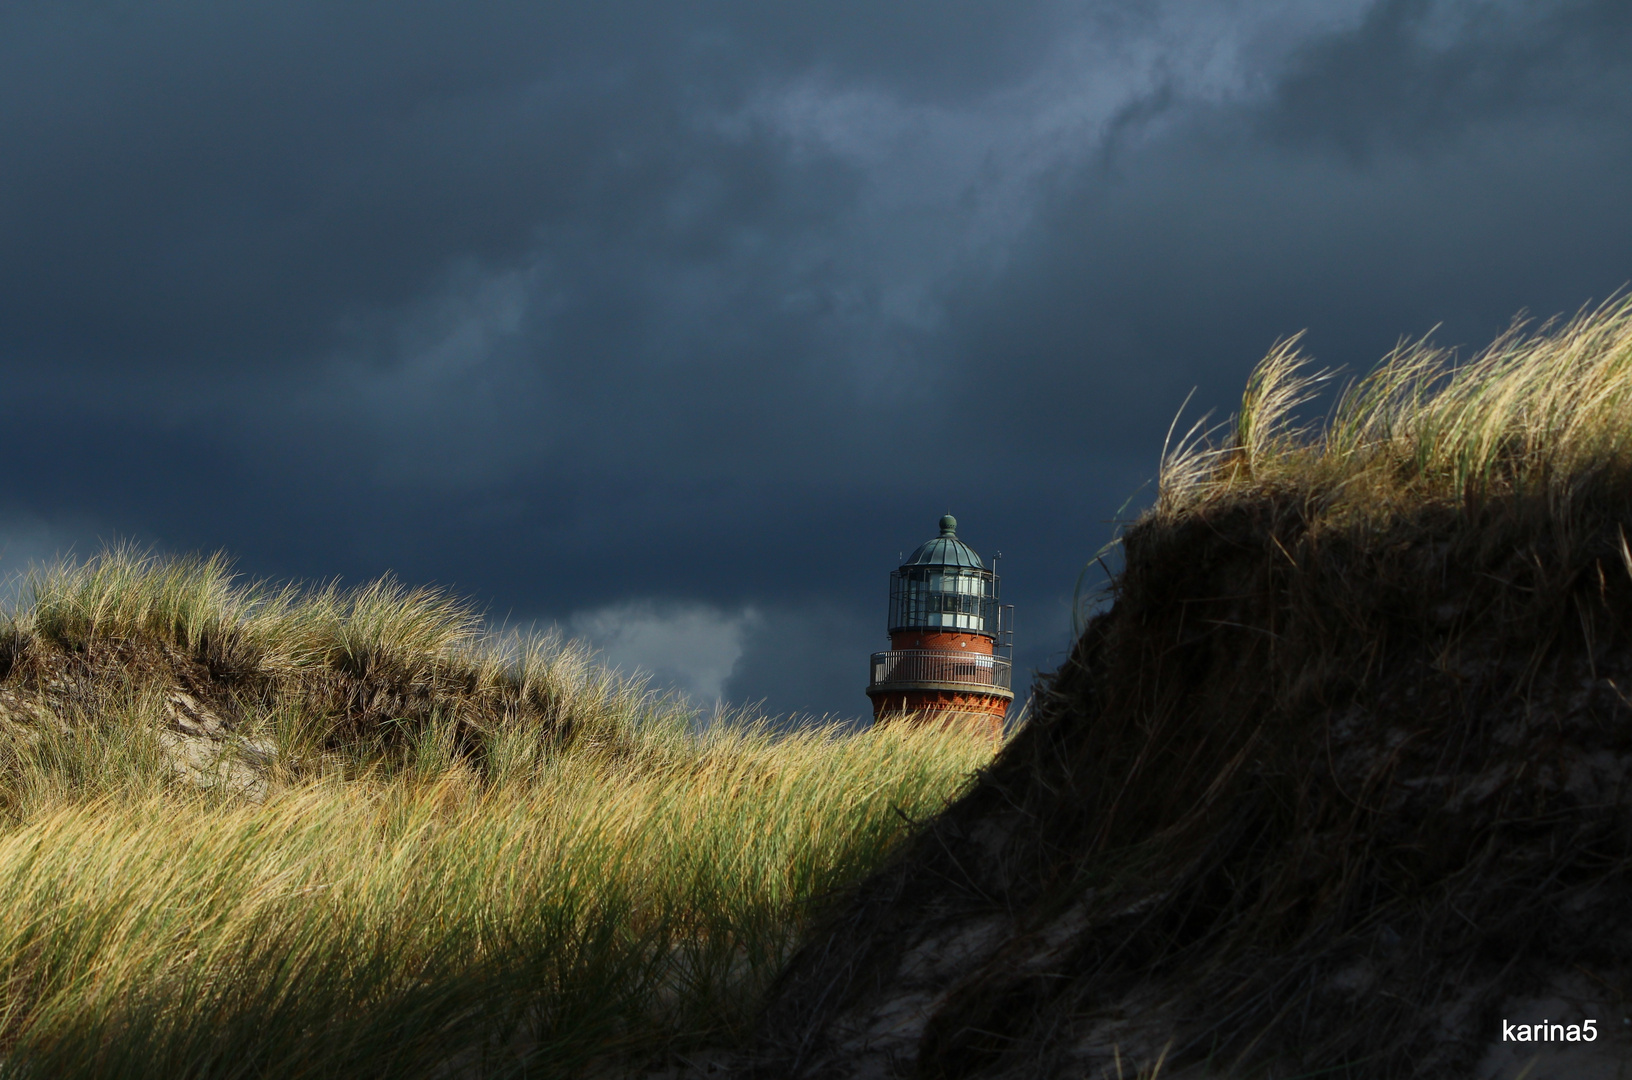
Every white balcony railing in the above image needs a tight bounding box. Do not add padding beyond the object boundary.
[867,649,1012,694]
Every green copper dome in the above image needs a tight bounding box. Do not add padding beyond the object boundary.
[902,514,984,570]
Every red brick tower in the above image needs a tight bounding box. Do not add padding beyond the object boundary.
[866,515,1013,738]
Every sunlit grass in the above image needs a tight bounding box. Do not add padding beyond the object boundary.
[1159,293,1632,523]
[0,551,996,1078]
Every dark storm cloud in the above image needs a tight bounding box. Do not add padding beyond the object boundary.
[1267,0,1632,155]
[4,0,1632,717]
[0,0,1071,371]
[938,0,1632,653]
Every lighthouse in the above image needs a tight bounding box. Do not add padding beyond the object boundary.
[866,515,1013,738]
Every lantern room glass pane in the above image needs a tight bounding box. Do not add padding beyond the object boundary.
[889,565,998,636]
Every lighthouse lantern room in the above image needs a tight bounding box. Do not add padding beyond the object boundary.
[866,515,1013,737]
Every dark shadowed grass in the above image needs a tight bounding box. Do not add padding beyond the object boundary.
[744,298,1632,1080]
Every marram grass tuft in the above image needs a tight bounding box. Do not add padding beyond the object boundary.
[0,551,997,1078]
[1160,293,1632,523]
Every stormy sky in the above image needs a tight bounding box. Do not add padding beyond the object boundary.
[4,0,1631,720]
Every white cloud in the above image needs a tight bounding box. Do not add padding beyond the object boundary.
[566,600,762,704]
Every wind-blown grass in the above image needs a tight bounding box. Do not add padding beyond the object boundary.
[749,297,1632,1080]
[1159,293,1632,522]
[0,551,995,1078]
[3,543,690,763]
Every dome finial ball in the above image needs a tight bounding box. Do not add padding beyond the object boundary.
[939,514,957,537]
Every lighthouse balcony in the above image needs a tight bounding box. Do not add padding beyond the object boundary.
[866,648,1013,696]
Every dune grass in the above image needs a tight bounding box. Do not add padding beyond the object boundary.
[1159,293,1632,523]
[0,551,995,1078]
[1034,295,1632,1075]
